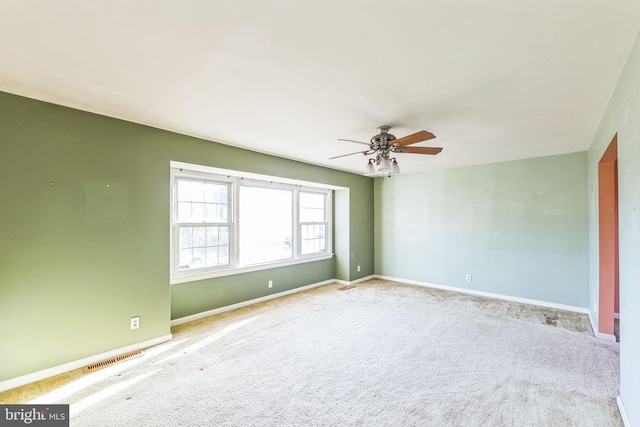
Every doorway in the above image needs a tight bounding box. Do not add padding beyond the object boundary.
[597,134,619,341]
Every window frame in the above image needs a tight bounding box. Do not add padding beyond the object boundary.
[298,190,330,257]
[171,171,236,278]
[170,164,333,284]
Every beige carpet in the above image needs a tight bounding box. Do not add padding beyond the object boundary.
[31,280,622,426]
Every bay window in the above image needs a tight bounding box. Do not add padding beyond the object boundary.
[171,163,332,283]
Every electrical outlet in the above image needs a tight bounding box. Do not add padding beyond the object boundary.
[466,274,472,282]
[130,316,140,330]
[357,265,361,272]
[268,280,273,288]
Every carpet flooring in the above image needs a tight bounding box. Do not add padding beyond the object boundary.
[11,280,623,426]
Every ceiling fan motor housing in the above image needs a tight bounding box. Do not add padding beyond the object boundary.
[371,125,396,149]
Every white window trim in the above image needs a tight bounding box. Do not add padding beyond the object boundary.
[170,161,335,285]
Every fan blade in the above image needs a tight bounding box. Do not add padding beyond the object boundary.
[338,138,370,146]
[329,150,367,159]
[393,130,436,146]
[401,146,443,155]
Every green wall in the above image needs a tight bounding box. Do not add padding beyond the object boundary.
[170,260,335,320]
[587,29,640,425]
[0,91,374,383]
[374,152,589,307]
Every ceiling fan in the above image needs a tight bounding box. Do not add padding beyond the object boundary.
[330,126,443,175]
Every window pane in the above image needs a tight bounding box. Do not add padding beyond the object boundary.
[301,223,326,255]
[206,247,219,267]
[179,248,192,270]
[219,227,229,245]
[214,184,228,203]
[191,181,204,202]
[300,192,324,208]
[177,180,192,202]
[300,192,325,222]
[205,203,228,222]
[219,245,229,265]
[239,186,293,265]
[178,202,192,222]
[204,182,227,203]
[178,226,230,270]
[177,179,229,223]
[193,227,206,247]
[179,227,193,248]
[206,227,219,246]
[192,203,205,223]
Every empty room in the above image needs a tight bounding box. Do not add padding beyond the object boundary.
[1,1,639,426]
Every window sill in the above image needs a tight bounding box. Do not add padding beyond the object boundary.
[170,253,334,285]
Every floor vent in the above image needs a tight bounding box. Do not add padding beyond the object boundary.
[337,285,356,291]
[83,350,144,373]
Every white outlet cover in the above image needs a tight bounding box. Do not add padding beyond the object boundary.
[130,316,140,330]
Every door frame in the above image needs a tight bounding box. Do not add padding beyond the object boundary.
[597,134,619,340]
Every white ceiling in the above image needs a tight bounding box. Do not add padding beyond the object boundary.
[1,1,639,175]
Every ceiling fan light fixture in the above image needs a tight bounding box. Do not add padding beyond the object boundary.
[390,158,400,174]
[378,157,391,173]
[364,159,376,175]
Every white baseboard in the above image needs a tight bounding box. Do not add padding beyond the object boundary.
[334,274,375,287]
[617,395,631,427]
[376,275,589,314]
[171,279,336,326]
[587,312,618,342]
[588,312,598,337]
[595,332,617,342]
[0,334,173,393]
[349,274,376,285]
